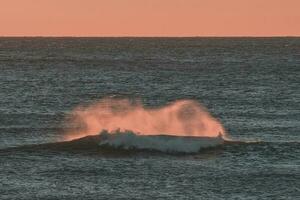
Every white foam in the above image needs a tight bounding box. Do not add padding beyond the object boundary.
[98,130,224,153]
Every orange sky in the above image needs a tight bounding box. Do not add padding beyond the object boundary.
[0,0,299,36]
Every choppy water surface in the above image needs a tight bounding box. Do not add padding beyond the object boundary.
[0,38,299,199]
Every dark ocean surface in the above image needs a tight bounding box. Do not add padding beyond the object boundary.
[0,38,299,199]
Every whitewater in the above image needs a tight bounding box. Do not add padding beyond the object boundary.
[98,130,224,153]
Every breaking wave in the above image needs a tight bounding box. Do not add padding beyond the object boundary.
[58,98,229,153]
[0,130,229,154]
[98,130,224,153]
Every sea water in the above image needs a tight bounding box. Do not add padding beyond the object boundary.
[0,38,299,199]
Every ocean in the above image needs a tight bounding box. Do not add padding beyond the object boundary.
[0,37,299,199]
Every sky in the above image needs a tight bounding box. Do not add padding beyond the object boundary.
[0,0,299,37]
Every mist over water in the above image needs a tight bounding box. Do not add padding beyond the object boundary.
[64,98,226,140]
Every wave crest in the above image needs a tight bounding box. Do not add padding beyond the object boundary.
[98,130,224,153]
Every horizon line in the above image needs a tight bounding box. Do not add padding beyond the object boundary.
[0,35,299,38]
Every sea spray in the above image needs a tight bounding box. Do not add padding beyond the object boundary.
[64,98,226,140]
